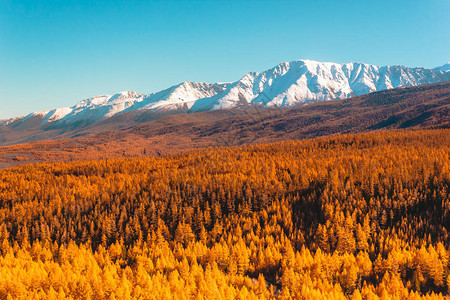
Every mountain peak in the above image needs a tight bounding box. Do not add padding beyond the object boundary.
[116,91,140,97]
[2,59,449,127]
[109,91,143,102]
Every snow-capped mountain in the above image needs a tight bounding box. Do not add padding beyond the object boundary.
[2,59,449,127]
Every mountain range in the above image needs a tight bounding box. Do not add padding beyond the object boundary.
[2,59,449,133]
[1,81,448,168]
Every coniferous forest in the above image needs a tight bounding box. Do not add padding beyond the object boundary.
[0,129,449,299]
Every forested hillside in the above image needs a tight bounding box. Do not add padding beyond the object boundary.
[0,129,449,299]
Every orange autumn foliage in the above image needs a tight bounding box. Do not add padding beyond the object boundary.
[0,129,448,299]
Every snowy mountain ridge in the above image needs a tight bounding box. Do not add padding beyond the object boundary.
[2,59,449,127]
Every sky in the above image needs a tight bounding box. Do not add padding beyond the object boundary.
[0,0,449,119]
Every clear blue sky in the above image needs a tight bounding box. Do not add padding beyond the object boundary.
[0,0,449,119]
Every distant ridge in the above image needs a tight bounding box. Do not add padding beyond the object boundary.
[2,59,449,130]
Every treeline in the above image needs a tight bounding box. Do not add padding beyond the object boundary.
[0,129,449,299]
